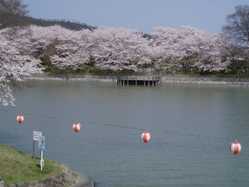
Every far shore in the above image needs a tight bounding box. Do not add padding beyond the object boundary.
[23,73,249,87]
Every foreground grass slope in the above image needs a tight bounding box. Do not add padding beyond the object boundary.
[0,144,63,185]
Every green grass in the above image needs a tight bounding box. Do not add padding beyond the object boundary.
[0,144,63,185]
[42,62,136,76]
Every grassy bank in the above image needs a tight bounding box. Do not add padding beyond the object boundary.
[0,144,63,185]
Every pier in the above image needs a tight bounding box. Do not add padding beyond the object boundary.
[117,76,160,87]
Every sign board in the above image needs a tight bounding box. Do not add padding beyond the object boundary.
[32,131,46,171]
[33,131,42,142]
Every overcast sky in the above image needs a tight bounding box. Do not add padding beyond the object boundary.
[24,0,249,32]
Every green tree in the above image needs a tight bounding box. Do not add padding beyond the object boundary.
[223,5,249,47]
[0,0,28,16]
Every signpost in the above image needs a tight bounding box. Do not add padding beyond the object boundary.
[33,131,42,157]
[40,150,44,171]
[39,136,46,171]
[32,131,46,171]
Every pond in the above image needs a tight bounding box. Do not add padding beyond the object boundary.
[1,80,249,187]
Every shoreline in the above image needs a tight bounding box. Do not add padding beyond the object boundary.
[24,74,249,87]
[0,144,94,187]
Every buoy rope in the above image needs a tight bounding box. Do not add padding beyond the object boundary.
[3,109,148,131]
[2,110,235,141]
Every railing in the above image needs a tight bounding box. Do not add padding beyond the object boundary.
[117,75,161,81]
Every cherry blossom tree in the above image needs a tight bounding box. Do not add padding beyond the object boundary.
[0,25,232,106]
[0,27,41,106]
[149,26,229,73]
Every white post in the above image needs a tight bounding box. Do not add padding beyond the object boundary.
[40,150,44,171]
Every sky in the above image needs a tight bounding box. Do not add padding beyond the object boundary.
[24,0,249,33]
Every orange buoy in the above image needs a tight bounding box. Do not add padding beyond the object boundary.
[72,123,81,133]
[230,139,241,155]
[141,131,151,144]
[16,114,24,124]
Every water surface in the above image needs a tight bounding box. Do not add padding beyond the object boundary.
[1,80,249,187]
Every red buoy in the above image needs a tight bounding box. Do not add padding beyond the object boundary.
[141,131,151,144]
[230,139,241,155]
[16,114,24,124]
[72,123,81,133]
